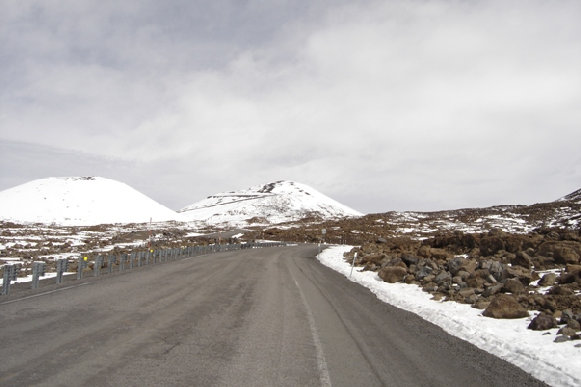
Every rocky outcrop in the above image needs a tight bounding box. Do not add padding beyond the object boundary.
[344,229,581,326]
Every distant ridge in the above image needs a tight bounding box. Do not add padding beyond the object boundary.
[178,180,362,227]
[560,187,581,203]
[0,177,179,226]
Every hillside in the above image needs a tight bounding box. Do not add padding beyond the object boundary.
[178,180,362,227]
[261,187,581,244]
[560,188,581,203]
[0,177,179,226]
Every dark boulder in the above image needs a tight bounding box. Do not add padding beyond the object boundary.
[415,265,433,281]
[512,252,532,269]
[480,236,505,257]
[538,273,557,287]
[548,285,574,296]
[482,294,529,319]
[447,257,465,276]
[378,266,407,283]
[482,283,504,297]
[528,313,557,331]
[567,319,581,332]
[503,266,532,286]
[554,246,580,265]
[502,278,525,294]
[559,309,574,324]
[401,255,419,267]
[435,271,452,284]
[558,270,581,284]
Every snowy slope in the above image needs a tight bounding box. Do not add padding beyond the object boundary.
[178,180,362,227]
[0,177,179,226]
[559,187,581,203]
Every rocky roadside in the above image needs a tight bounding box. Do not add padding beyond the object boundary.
[344,228,581,343]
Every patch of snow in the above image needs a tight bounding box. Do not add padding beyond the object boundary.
[318,245,581,387]
[0,257,24,263]
[38,253,79,261]
[0,271,76,286]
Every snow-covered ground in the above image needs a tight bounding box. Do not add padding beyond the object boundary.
[318,245,581,387]
[0,270,76,286]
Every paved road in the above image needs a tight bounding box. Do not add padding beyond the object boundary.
[0,245,546,386]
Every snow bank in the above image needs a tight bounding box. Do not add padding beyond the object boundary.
[318,245,580,387]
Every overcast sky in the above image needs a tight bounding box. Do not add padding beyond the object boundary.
[1,0,580,214]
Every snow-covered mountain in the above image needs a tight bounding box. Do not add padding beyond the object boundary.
[559,187,581,203]
[178,180,362,227]
[0,177,179,226]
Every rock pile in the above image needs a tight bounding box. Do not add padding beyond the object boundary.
[345,228,581,341]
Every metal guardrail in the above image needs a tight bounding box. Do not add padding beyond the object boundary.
[1,242,284,296]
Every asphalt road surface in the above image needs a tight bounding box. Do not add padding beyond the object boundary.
[0,245,547,386]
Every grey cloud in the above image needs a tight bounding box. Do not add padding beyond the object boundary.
[1,0,580,213]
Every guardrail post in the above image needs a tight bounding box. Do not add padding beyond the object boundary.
[56,258,68,284]
[2,264,19,295]
[77,256,88,280]
[32,261,46,289]
[107,255,114,274]
[94,256,103,277]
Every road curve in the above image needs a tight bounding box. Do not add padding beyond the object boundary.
[0,245,546,386]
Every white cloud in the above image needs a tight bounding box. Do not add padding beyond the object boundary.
[1,0,580,212]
